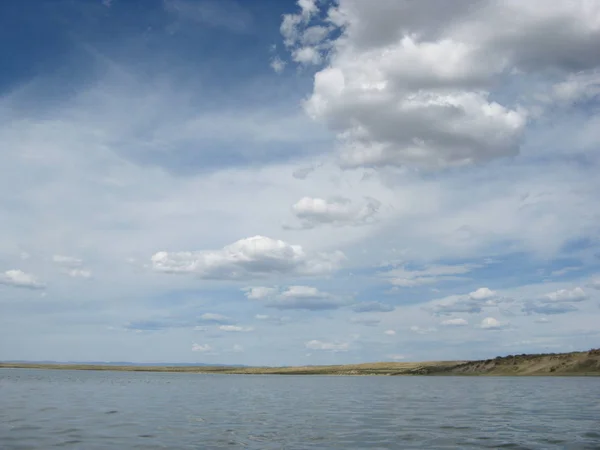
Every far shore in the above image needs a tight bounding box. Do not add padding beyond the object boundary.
[2,348,599,376]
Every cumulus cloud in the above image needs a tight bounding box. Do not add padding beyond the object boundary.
[191,343,212,353]
[480,317,506,330]
[430,287,505,316]
[281,0,600,169]
[244,285,347,310]
[522,286,588,315]
[0,270,45,290]
[305,339,349,352]
[151,235,345,280]
[469,287,496,300]
[544,287,588,302]
[352,301,394,313]
[219,325,254,332]
[288,196,381,229]
[384,329,396,336]
[441,318,468,327]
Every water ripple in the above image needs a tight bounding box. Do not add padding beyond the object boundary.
[1,369,599,449]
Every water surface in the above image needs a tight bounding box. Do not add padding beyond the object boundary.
[1,369,599,449]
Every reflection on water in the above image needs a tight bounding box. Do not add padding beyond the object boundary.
[1,369,599,449]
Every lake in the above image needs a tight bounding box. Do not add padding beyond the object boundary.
[1,369,599,449]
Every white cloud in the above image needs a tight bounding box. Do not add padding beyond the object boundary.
[191,343,212,353]
[244,285,347,310]
[270,56,286,74]
[441,318,468,327]
[151,235,345,279]
[305,339,349,352]
[281,0,321,48]
[245,286,279,300]
[534,317,550,324]
[255,314,270,320]
[219,325,254,332]
[430,287,506,316]
[194,326,207,331]
[297,0,318,18]
[409,325,436,335]
[281,0,600,169]
[232,344,244,352]
[384,329,396,335]
[549,72,600,106]
[387,354,406,361]
[289,196,381,229]
[469,287,496,300]
[65,269,92,279]
[544,287,588,302]
[522,286,588,315]
[0,270,45,290]
[480,317,505,330]
[293,46,322,65]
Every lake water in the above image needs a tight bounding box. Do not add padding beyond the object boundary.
[1,369,600,449]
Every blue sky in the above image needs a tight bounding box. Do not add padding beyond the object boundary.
[1,0,600,365]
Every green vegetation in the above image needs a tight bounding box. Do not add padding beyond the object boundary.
[1,349,598,376]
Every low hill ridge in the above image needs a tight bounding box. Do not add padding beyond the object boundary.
[1,349,598,376]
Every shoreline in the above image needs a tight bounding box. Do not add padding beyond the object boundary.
[2,348,599,376]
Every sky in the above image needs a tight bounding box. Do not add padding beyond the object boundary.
[1,0,600,366]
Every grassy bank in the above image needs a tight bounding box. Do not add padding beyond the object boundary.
[1,349,599,376]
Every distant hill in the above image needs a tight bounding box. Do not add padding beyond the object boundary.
[422,348,600,376]
[1,349,599,376]
[1,360,243,367]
